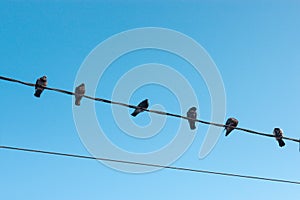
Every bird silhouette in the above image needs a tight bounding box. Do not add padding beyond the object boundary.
[131,99,149,117]
[75,83,85,106]
[187,107,197,130]
[273,128,285,147]
[225,117,239,136]
[34,76,47,98]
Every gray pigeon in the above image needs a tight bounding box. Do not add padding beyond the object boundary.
[34,76,47,98]
[187,107,197,130]
[131,99,149,117]
[273,128,285,147]
[225,117,239,136]
[75,83,86,106]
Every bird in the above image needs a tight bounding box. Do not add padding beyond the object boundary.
[75,83,86,106]
[187,107,197,130]
[131,99,149,117]
[225,117,239,136]
[273,128,285,147]
[34,76,47,98]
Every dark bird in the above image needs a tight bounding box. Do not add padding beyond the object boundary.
[225,117,239,136]
[131,99,149,117]
[34,76,47,98]
[75,83,86,106]
[273,128,285,147]
[187,107,197,130]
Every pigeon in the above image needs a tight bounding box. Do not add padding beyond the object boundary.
[75,83,86,106]
[187,107,197,130]
[34,76,47,98]
[131,99,149,117]
[225,117,239,136]
[273,128,285,147]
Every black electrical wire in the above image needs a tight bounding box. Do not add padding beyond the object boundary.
[1,145,299,185]
[0,75,299,143]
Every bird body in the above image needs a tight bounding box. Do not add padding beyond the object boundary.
[75,83,86,106]
[34,76,47,98]
[131,99,149,117]
[273,128,285,147]
[187,107,197,130]
[225,117,239,136]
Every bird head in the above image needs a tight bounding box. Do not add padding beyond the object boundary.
[41,76,47,81]
[190,107,197,111]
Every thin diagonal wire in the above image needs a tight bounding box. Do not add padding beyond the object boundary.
[0,75,299,143]
[1,145,299,185]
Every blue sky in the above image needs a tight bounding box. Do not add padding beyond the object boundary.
[1,1,300,199]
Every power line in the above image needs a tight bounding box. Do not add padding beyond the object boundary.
[0,75,299,144]
[1,145,299,185]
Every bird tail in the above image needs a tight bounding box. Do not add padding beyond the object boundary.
[75,96,83,106]
[75,99,81,106]
[131,112,138,117]
[225,128,232,136]
[188,121,196,130]
[278,139,285,147]
[34,89,43,98]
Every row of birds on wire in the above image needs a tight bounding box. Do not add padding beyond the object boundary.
[33,75,287,148]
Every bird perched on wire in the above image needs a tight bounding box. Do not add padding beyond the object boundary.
[74,83,85,106]
[34,76,47,98]
[131,99,149,117]
[225,117,239,136]
[273,128,285,147]
[187,107,197,130]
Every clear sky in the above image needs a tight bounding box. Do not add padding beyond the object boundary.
[1,0,300,199]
